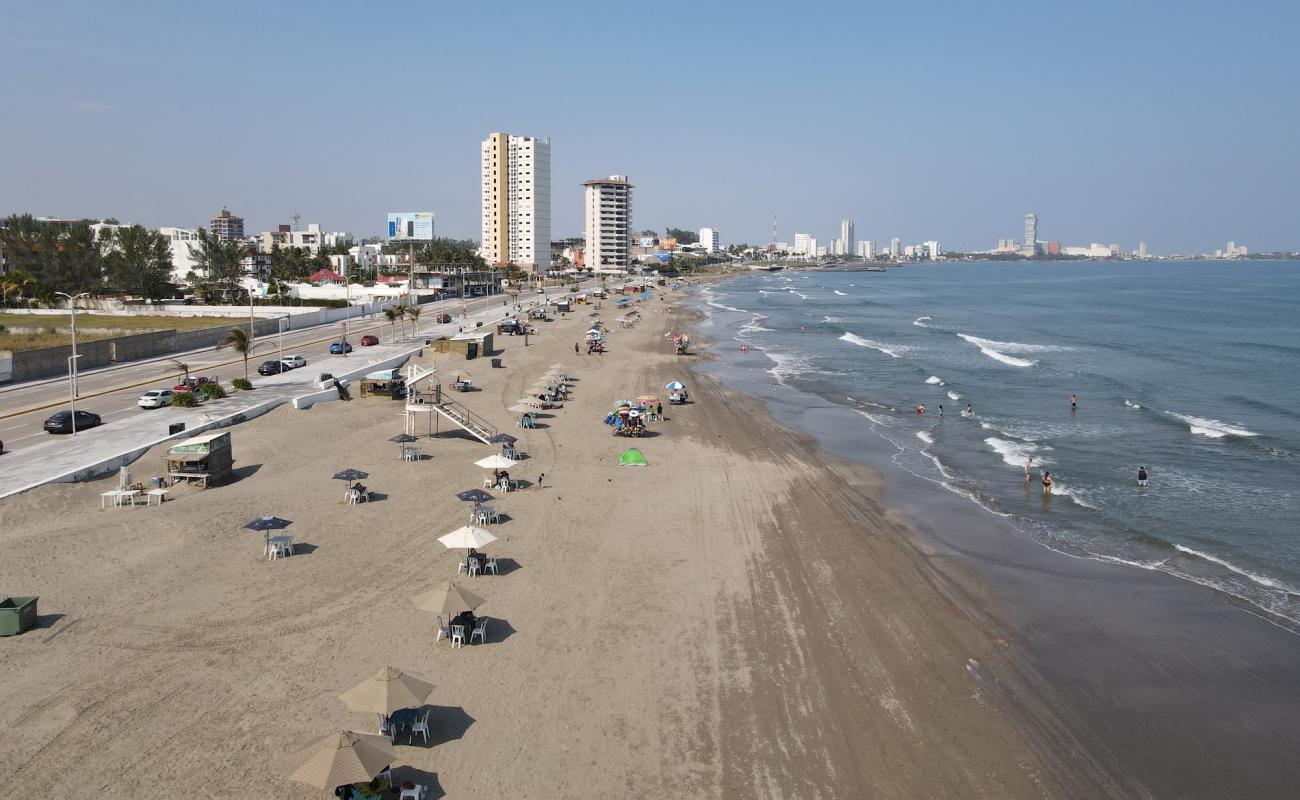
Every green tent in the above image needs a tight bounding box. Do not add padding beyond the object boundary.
[619,448,648,467]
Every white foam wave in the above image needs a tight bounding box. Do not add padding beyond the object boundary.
[913,316,932,328]
[761,349,810,387]
[947,390,961,401]
[957,334,1037,367]
[839,332,901,358]
[1167,412,1258,439]
[1050,484,1097,509]
[1174,545,1297,592]
[925,375,943,385]
[1124,399,1142,410]
[916,431,934,445]
[834,290,847,296]
[984,437,1051,468]
[822,315,842,323]
[788,290,811,300]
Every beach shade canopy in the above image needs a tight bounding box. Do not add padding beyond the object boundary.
[665,381,686,390]
[388,433,418,444]
[438,525,498,550]
[413,580,487,615]
[243,515,292,532]
[285,731,395,790]
[619,448,649,467]
[508,404,534,414]
[333,468,369,485]
[339,666,434,715]
[474,454,517,470]
[488,433,518,444]
[637,395,658,404]
[456,488,494,504]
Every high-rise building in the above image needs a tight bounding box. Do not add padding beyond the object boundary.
[1024,213,1038,256]
[857,240,876,259]
[840,219,855,254]
[584,175,633,270]
[794,233,813,255]
[699,227,719,253]
[1138,241,1148,259]
[889,237,901,259]
[210,207,244,243]
[481,132,552,272]
[833,239,847,256]
[924,240,942,259]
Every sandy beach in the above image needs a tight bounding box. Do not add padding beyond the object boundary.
[2,286,1061,798]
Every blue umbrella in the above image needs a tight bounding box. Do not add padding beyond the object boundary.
[456,488,493,506]
[665,381,685,390]
[333,468,369,489]
[244,515,292,551]
[389,434,418,443]
[488,433,518,444]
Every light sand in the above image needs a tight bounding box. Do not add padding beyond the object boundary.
[0,289,1054,798]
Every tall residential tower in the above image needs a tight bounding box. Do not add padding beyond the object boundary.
[1024,213,1038,256]
[481,132,552,273]
[584,175,633,270]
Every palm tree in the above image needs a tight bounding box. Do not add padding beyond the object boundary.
[404,304,421,337]
[2,270,38,308]
[383,306,401,340]
[169,358,191,383]
[215,326,259,381]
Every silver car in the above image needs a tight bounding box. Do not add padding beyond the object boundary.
[138,389,175,409]
[280,354,307,369]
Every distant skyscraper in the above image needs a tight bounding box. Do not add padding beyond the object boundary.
[210,207,244,243]
[859,240,876,259]
[924,240,941,259]
[1023,213,1038,256]
[833,239,847,256]
[1138,241,1148,259]
[481,131,552,272]
[699,227,719,253]
[794,233,813,255]
[584,175,632,270]
[889,237,901,258]
[840,219,854,254]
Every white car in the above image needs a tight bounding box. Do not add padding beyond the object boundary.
[138,389,175,409]
[280,354,307,369]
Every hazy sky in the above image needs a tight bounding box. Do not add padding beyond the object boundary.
[2,0,1297,253]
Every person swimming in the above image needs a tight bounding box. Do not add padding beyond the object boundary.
[1138,466,1149,487]
[1071,394,1078,410]
[916,404,926,415]
[1041,470,1053,493]
[938,404,944,418]
[963,403,974,417]
[1024,456,1033,484]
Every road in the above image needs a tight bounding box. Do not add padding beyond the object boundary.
[0,284,590,455]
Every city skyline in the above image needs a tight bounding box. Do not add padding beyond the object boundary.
[1,2,1297,252]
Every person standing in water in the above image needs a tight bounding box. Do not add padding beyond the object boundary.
[1137,466,1149,487]
[1024,456,1033,484]
[965,403,974,417]
[938,404,944,418]
[1071,394,1078,411]
[1041,470,1053,493]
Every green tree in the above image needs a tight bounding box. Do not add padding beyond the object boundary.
[188,228,246,294]
[105,225,174,299]
[1,269,39,307]
[215,326,259,381]
[666,228,699,245]
[404,304,421,337]
[383,306,402,339]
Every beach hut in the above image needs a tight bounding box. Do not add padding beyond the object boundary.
[164,431,233,488]
[619,448,648,467]
[358,369,407,399]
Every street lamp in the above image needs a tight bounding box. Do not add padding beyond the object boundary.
[54,291,89,434]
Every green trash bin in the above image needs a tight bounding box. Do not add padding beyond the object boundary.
[0,596,38,636]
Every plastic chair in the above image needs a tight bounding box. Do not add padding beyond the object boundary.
[399,784,427,800]
[267,540,288,560]
[470,618,488,644]
[409,710,430,745]
[456,558,469,574]
[467,560,480,577]
[485,557,499,575]
[377,713,395,740]
[435,619,450,642]
[482,476,494,489]
[450,624,465,648]
[488,508,501,523]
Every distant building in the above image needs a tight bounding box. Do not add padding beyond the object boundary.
[240,252,271,281]
[923,240,942,259]
[794,233,813,256]
[699,227,719,253]
[584,175,633,270]
[1138,241,1148,259]
[840,219,855,255]
[856,240,876,259]
[259,222,350,254]
[210,207,245,243]
[815,245,828,258]
[1045,241,1061,256]
[833,239,847,256]
[1023,213,1038,256]
[481,132,552,273]
[160,226,202,284]
[889,237,901,259]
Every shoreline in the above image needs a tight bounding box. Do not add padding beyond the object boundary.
[684,280,1300,798]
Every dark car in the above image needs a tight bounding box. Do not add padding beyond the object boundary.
[44,409,102,434]
[436,313,452,324]
[258,360,285,375]
[330,341,353,354]
[360,335,379,346]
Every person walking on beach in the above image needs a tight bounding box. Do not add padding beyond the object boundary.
[1137,466,1149,487]
[1071,394,1078,411]
[1041,470,1053,494]
[574,342,579,354]
[656,402,663,418]
[538,472,545,488]
[1025,456,1033,485]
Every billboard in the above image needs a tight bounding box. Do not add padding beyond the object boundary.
[387,212,434,241]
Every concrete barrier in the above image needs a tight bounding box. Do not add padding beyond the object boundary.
[292,349,419,410]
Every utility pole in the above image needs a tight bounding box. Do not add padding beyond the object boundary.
[55,292,89,432]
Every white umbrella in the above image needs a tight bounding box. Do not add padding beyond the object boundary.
[508,404,534,413]
[438,526,498,549]
[666,381,685,390]
[474,454,517,469]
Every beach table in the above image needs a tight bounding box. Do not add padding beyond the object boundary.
[387,707,419,742]
[101,489,139,508]
[145,487,169,506]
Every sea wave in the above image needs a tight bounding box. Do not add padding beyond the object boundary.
[700,289,750,314]
[913,316,932,328]
[1124,399,1142,410]
[822,315,842,323]
[985,437,1052,468]
[957,334,1037,367]
[1174,545,1297,592]
[738,315,773,335]
[760,348,811,387]
[1051,483,1097,509]
[916,431,935,445]
[1166,412,1258,439]
[834,290,848,296]
[925,375,943,385]
[839,332,901,358]
[788,289,811,300]
[947,390,961,401]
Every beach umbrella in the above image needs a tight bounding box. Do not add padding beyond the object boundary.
[437,526,498,550]
[388,433,418,443]
[637,395,658,404]
[456,488,493,505]
[412,580,486,615]
[285,731,395,790]
[474,454,517,470]
[665,381,685,390]
[339,666,434,716]
[488,433,518,444]
[243,514,292,553]
[333,468,368,489]
[508,404,534,414]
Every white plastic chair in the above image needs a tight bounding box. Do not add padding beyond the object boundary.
[488,508,501,523]
[435,619,450,642]
[482,476,494,489]
[467,560,480,577]
[485,557,499,575]
[470,618,488,644]
[377,713,395,740]
[409,710,430,745]
[399,784,427,800]
[456,558,469,574]
[267,540,288,560]
[450,624,465,648]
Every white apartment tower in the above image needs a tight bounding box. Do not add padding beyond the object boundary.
[481,132,551,273]
[794,233,813,256]
[584,175,633,270]
[840,219,855,254]
[1024,213,1038,256]
[889,237,901,258]
[699,227,719,253]
[857,240,877,259]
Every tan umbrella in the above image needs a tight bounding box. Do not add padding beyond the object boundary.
[286,730,395,789]
[412,580,486,615]
[508,404,534,414]
[338,666,434,715]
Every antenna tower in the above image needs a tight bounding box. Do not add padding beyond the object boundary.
[291,209,301,229]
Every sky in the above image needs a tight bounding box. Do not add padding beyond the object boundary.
[1,0,1297,254]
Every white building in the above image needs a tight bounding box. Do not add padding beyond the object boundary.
[699,227,719,253]
[1024,213,1038,256]
[481,132,552,272]
[857,240,876,259]
[833,239,847,256]
[259,223,350,254]
[840,219,854,254]
[1138,241,1148,259]
[889,237,901,259]
[924,240,942,259]
[794,233,813,256]
[815,245,828,258]
[349,243,383,272]
[159,226,202,284]
[584,175,633,270]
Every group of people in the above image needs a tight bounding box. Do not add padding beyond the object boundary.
[492,470,511,491]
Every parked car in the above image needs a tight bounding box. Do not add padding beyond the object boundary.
[258,360,285,375]
[436,313,452,324]
[360,335,379,346]
[44,409,102,434]
[173,377,211,392]
[137,389,175,409]
[280,354,307,368]
[536,287,546,294]
[330,341,353,354]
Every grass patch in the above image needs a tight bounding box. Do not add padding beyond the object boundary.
[0,313,245,352]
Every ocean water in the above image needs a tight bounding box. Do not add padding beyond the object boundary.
[697,261,1300,625]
